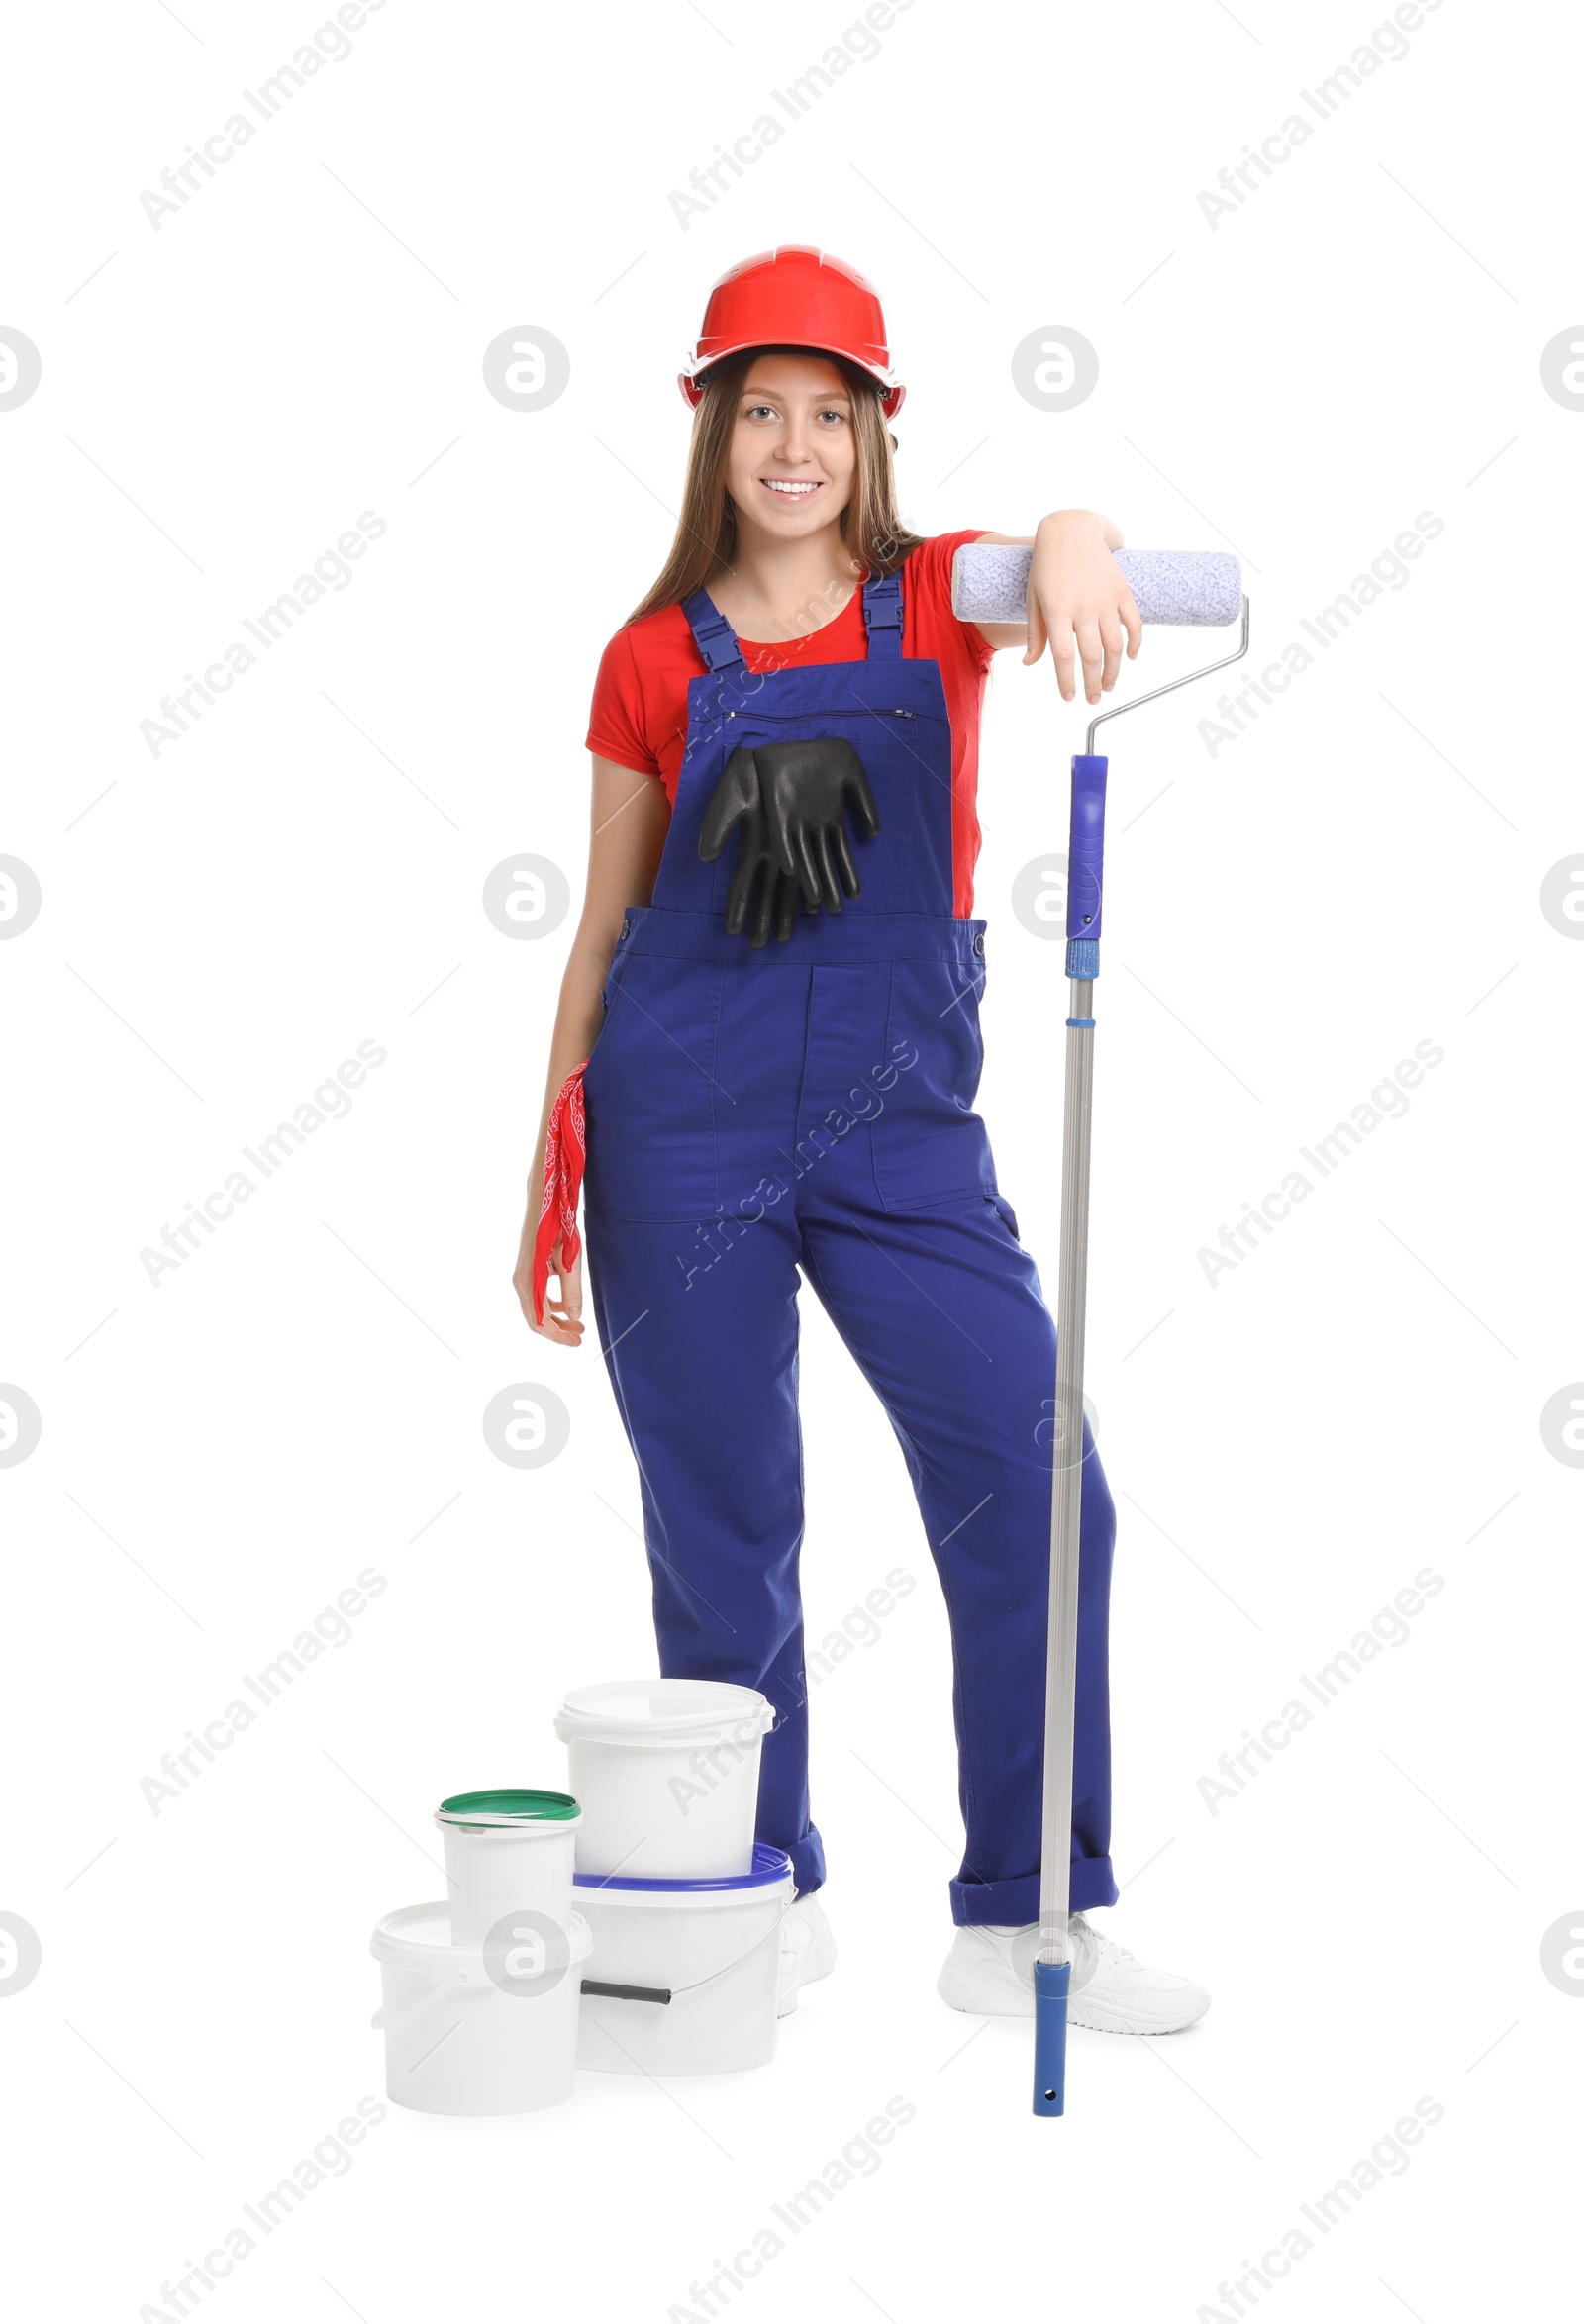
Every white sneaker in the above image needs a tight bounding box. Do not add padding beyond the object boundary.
[937,1912,1209,2035]
[776,1894,837,2017]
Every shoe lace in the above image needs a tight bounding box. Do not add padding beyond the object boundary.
[1070,1912,1135,1974]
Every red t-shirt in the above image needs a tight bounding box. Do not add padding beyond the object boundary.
[585,530,995,917]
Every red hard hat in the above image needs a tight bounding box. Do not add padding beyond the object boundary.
[679,246,905,418]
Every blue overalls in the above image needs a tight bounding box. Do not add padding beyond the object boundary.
[583,568,1118,1925]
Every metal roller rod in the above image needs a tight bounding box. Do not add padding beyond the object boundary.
[1085,596,1251,754]
[1038,982,1095,1968]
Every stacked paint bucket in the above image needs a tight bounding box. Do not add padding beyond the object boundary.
[369,1789,592,2116]
[559,1680,792,2078]
[368,1680,791,2115]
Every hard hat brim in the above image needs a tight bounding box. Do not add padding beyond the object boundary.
[677,346,906,420]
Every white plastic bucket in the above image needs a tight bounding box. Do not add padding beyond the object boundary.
[370,1902,592,2115]
[434,1789,581,1946]
[575,1844,793,2076]
[554,1680,774,1880]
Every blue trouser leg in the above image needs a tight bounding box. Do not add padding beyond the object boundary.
[796,1187,1117,1924]
[585,1202,830,1899]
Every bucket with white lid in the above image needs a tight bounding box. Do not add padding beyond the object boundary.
[575,1844,793,2075]
[554,1680,775,1880]
[370,1902,592,2114]
[434,1788,580,1945]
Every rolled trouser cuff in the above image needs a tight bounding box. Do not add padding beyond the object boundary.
[949,1854,1117,1928]
[778,1827,827,1899]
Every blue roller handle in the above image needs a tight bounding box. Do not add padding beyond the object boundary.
[1033,1961,1071,2115]
[1066,756,1108,959]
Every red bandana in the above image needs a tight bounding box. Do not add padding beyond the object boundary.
[532,1062,588,1325]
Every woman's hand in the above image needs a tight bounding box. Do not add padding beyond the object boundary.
[1024,511,1142,706]
[514,1222,585,1346]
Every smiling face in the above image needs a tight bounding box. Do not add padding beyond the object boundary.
[722,351,858,544]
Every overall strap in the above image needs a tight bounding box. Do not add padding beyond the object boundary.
[681,588,744,672]
[861,568,905,659]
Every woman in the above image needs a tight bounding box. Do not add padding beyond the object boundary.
[513,248,1207,2034]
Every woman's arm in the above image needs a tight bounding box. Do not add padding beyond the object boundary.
[512,755,671,1344]
[973,509,1142,707]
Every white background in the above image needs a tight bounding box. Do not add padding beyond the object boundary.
[2,1,1577,2317]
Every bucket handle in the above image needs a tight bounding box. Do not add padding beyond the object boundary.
[372,1926,594,2034]
[370,1969,486,2036]
[579,1896,793,2007]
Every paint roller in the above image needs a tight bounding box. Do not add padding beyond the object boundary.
[951,540,1243,629]
[953,536,1249,2119]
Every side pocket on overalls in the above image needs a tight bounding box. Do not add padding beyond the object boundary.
[581,969,619,1086]
[582,947,724,1222]
[868,955,996,1212]
[987,1192,1021,1241]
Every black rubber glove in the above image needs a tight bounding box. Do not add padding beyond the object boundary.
[699,738,881,948]
[754,738,881,914]
[697,744,800,947]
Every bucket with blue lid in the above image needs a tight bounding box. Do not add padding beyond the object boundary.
[574,1843,795,2075]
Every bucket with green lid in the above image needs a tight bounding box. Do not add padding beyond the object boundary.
[435,1788,581,1945]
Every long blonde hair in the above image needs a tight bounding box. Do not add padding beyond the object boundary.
[627,348,922,626]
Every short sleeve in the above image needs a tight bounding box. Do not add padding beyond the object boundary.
[905,530,996,673]
[585,626,661,779]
